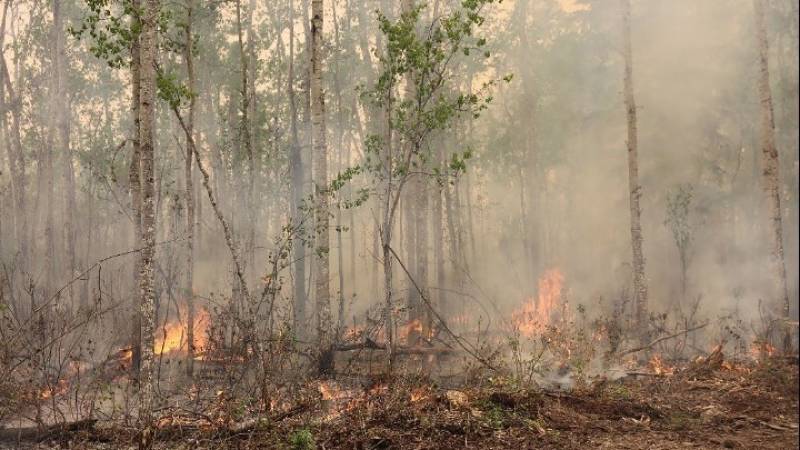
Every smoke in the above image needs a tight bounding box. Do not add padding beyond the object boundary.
[0,0,797,362]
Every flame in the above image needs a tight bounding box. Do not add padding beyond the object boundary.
[39,379,69,400]
[343,325,365,341]
[512,269,564,337]
[367,383,388,396]
[749,341,776,362]
[319,382,334,401]
[449,314,469,328]
[398,318,424,342]
[648,354,674,376]
[154,305,210,357]
[410,387,429,403]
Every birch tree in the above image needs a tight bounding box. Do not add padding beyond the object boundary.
[310,0,332,369]
[621,0,649,340]
[363,0,502,368]
[753,0,792,353]
[137,0,159,445]
[183,0,197,377]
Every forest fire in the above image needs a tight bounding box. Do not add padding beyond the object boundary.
[154,306,211,358]
[512,269,565,337]
[398,318,426,342]
[2,0,798,448]
[319,381,349,402]
[410,387,430,403]
[750,341,777,361]
[38,379,69,400]
[343,324,365,341]
[648,354,675,376]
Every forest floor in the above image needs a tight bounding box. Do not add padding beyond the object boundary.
[1,355,797,449]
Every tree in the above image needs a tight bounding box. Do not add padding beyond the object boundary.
[753,0,792,353]
[288,0,307,336]
[363,0,502,368]
[52,0,77,308]
[137,0,159,446]
[129,0,144,380]
[0,0,29,273]
[310,0,332,371]
[621,0,649,341]
[183,0,197,377]
[664,184,693,308]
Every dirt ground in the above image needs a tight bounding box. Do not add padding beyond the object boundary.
[1,357,797,449]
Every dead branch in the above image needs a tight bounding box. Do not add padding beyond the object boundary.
[0,419,97,442]
[333,338,455,355]
[387,245,497,371]
[170,104,251,304]
[618,322,709,357]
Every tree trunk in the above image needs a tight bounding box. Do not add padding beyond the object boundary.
[235,0,256,286]
[753,0,792,353]
[137,0,159,446]
[310,0,332,371]
[0,4,28,273]
[413,174,429,339]
[432,140,447,316]
[52,0,77,308]
[404,181,419,329]
[621,0,649,341]
[288,0,307,335]
[332,3,346,334]
[129,0,143,381]
[184,0,196,377]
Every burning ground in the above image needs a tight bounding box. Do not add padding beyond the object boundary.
[1,270,798,449]
[1,354,797,449]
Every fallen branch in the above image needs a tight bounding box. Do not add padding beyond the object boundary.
[387,245,497,371]
[0,419,97,443]
[618,322,709,357]
[334,338,455,355]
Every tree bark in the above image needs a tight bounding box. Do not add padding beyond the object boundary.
[432,140,447,316]
[128,0,143,382]
[137,0,159,446]
[753,0,792,353]
[621,0,649,341]
[310,0,332,370]
[0,0,28,273]
[332,2,346,334]
[184,0,196,377]
[288,0,307,335]
[52,0,76,308]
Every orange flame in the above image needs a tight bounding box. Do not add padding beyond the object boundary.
[648,354,674,376]
[154,305,210,357]
[398,318,425,342]
[749,341,776,362]
[343,325,365,341]
[410,387,429,403]
[512,269,564,337]
[449,314,469,328]
[39,379,69,400]
[319,381,346,401]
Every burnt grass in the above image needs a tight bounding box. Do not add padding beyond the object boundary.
[3,358,798,449]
